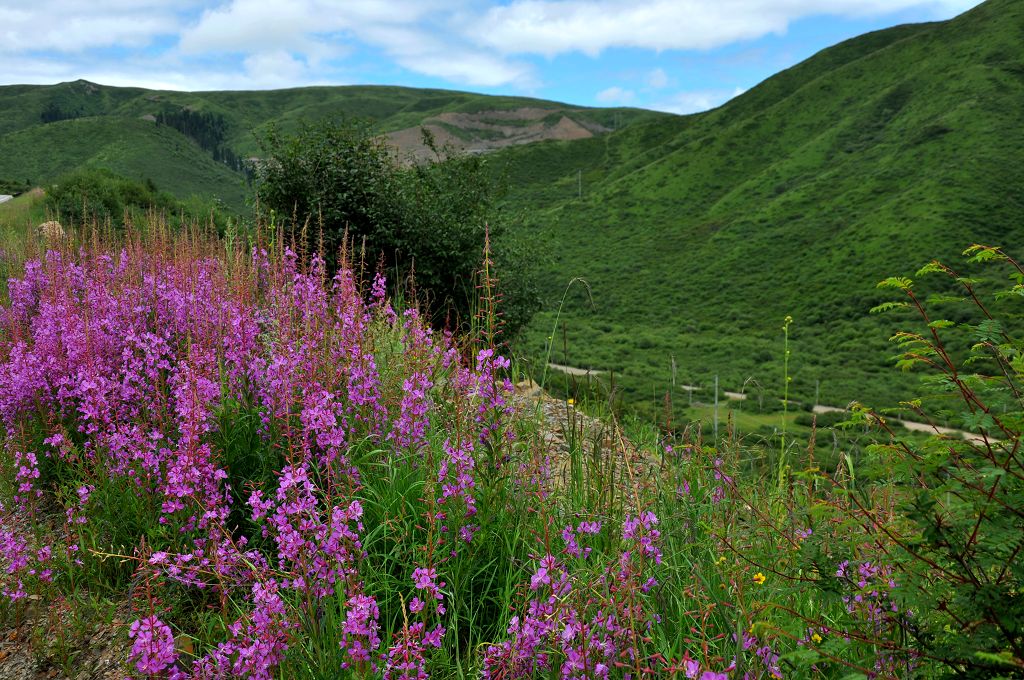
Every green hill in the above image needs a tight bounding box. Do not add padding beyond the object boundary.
[497,0,1024,419]
[0,117,248,208]
[0,80,660,211]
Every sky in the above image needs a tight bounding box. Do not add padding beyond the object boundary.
[0,0,985,114]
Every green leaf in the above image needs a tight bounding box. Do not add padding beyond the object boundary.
[994,284,1024,300]
[972,651,1020,668]
[960,411,995,432]
[877,276,913,290]
[963,245,1006,263]
[928,319,955,329]
[870,301,910,314]
[927,293,966,304]
[973,319,1003,343]
[779,648,823,665]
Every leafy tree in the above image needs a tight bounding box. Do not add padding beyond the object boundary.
[40,101,82,124]
[255,119,538,337]
[156,108,246,173]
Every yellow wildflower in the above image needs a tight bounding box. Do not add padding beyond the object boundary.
[811,632,823,644]
[567,398,575,406]
[753,572,767,585]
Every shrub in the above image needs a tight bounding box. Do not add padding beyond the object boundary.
[861,246,1024,674]
[254,120,538,337]
[46,168,231,233]
[46,168,177,228]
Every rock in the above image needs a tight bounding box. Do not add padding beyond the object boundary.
[37,221,66,242]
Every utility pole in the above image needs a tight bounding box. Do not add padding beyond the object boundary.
[713,374,719,441]
[815,379,820,408]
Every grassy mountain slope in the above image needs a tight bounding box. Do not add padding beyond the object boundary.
[500,0,1024,420]
[0,81,662,211]
[0,117,248,207]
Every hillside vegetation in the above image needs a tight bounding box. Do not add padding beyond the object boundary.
[0,81,659,212]
[1,214,1022,678]
[1,1,1024,673]
[498,0,1024,420]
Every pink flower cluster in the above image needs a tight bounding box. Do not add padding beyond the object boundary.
[0,244,516,678]
[482,512,665,678]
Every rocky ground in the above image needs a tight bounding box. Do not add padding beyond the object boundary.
[514,379,660,508]
[0,597,130,679]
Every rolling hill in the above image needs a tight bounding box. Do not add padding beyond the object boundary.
[0,81,661,211]
[494,0,1024,419]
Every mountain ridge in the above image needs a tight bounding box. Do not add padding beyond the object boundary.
[0,81,664,209]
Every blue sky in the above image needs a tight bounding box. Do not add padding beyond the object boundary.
[0,0,984,113]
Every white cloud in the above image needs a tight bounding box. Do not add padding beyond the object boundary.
[0,0,533,89]
[595,86,635,104]
[652,86,746,114]
[0,1,189,54]
[646,68,669,89]
[0,0,986,92]
[0,56,80,85]
[470,0,985,57]
[175,0,534,88]
[241,51,313,88]
[356,23,536,88]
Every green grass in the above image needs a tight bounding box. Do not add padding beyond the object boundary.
[685,403,799,434]
[496,0,1024,421]
[0,189,47,248]
[2,218,1021,677]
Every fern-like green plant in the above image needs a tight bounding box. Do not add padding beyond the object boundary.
[869,245,1024,675]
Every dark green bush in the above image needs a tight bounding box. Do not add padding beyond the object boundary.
[46,168,231,233]
[0,178,31,195]
[254,120,538,337]
[47,168,177,228]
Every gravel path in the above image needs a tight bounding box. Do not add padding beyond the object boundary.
[547,363,604,377]
[811,404,989,444]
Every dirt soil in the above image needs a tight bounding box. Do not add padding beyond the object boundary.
[386,108,608,162]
